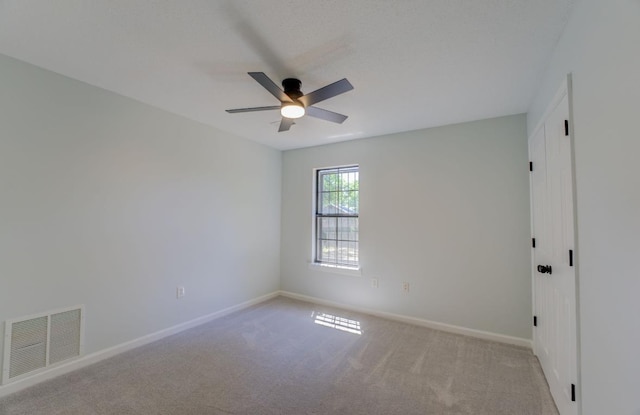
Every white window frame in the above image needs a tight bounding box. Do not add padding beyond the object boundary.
[309,165,361,276]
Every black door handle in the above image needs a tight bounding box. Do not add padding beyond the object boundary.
[537,265,552,275]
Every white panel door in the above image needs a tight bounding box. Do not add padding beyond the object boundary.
[530,126,551,367]
[530,89,578,415]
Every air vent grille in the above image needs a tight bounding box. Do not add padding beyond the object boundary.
[3,306,84,384]
[9,317,48,379]
[50,309,82,365]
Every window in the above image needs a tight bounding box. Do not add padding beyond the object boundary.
[315,166,359,268]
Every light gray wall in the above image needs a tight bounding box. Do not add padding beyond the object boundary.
[281,115,532,339]
[0,54,281,371]
[527,1,640,414]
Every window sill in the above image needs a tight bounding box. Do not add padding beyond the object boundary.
[308,262,362,277]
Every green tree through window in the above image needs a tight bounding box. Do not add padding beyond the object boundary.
[315,166,359,267]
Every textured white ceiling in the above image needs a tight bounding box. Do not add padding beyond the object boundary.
[0,0,575,150]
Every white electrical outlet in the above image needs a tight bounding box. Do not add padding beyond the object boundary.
[371,278,379,288]
[402,282,410,293]
[176,286,185,299]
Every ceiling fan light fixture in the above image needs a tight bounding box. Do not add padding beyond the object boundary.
[281,102,305,119]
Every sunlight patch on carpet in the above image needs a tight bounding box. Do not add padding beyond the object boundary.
[312,312,362,335]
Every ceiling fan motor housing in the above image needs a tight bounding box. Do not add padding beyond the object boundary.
[282,78,303,101]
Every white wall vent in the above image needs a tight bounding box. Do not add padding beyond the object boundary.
[2,305,84,385]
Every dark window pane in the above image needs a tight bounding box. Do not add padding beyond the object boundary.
[319,192,328,214]
[321,240,337,262]
[320,217,337,240]
[337,241,347,264]
[322,173,336,192]
[337,217,350,241]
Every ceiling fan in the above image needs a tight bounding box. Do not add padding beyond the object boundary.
[226,72,354,132]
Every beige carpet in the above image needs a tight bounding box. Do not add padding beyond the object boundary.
[0,296,558,414]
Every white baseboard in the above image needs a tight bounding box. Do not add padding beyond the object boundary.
[279,290,533,349]
[0,291,279,398]
[0,289,531,398]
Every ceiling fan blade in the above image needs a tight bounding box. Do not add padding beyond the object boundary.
[226,105,280,113]
[248,72,292,103]
[278,117,295,132]
[305,106,349,124]
[299,78,353,107]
